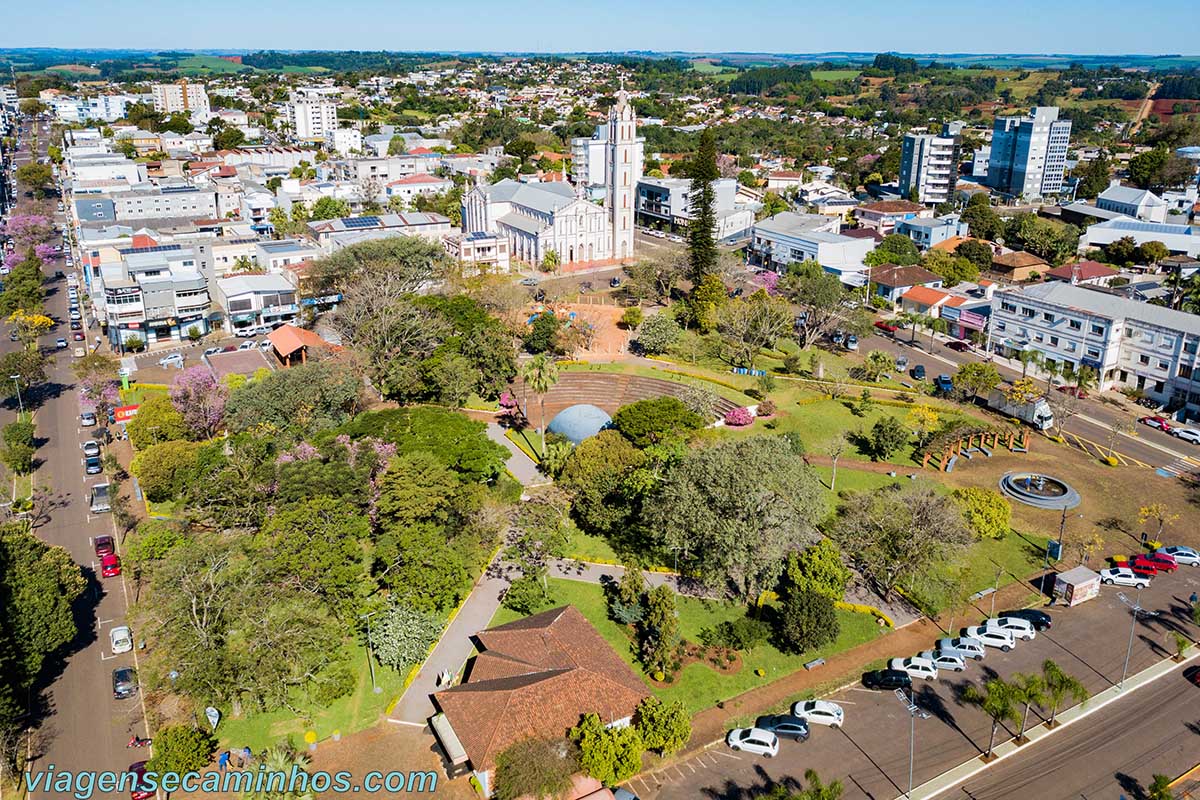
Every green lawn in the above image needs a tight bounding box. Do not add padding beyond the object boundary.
[902,529,1047,615]
[119,385,169,406]
[492,579,886,714]
[812,69,862,81]
[505,427,542,463]
[566,529,621,564]
[175,55,255,74]
[211,639,404,752]
[146,498,184,519]
[561,360,756,407]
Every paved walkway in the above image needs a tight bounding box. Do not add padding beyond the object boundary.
[486,422,547,487]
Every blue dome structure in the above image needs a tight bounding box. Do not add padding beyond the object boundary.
[547,404,612,445]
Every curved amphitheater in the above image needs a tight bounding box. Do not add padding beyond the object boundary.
[508,371,742,422]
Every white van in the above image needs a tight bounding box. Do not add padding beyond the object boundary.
[985,617,1037,641]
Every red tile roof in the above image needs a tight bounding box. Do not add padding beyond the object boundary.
[267,323,334,359]
[1045,260,1119,281]
[387,173,448,186]
[902,285,954,307]
[992,251,1048,269]
[434,606,649,772]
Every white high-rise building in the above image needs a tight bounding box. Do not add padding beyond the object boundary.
[151,81,210,115]
[286,94,339,142]
[899,122,962,205]
[986,107,1072,199]
[571,123,644,199]
[606,89,637,261]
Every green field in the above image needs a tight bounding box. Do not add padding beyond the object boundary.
[172,55,254,74]
[491,578,885,714]
[811,69,861,81]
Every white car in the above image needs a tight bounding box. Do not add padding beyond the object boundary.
[725,727,779,757]
[962,626,1016,652]
[985,616,1037,641]
[1099,567,1150,588]
[790,699,844,728]
[109,625,133,654]
[238,340,256,350]
[918,650,967,672]
[888,656,938,680]
[1157,545,1200,567]
[69,309,81,321]
[157,353,184,368]
[1173,428,1200,444]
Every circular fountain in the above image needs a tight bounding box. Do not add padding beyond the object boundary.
[998,472,1081,510]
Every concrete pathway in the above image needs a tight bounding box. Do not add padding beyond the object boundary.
[486,422,548,487]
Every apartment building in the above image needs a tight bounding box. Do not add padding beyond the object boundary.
[151,81,210,115]
[898,122,962,205]
[111,186,218,222]
[286,94,339,142]
[100,245,212,349]
[635,177,753,241]
[52,94,133,124]
[989,280,1200,414]
[748,211,874,285]
[986,106,1072,199]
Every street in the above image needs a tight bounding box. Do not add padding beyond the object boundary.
[7,115,151,797]
[641,564,1200,800]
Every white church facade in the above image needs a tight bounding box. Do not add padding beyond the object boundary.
[462,90,639,267]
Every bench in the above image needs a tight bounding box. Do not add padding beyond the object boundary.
[804,658,826,671]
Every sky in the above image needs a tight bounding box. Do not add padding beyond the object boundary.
[1,0,1194,54]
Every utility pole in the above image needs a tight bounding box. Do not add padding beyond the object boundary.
[893,688,929,798]
[1117,588,1158,690]
[360,611,381,694]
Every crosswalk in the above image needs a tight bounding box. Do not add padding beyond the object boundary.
[1158,453,1200,479]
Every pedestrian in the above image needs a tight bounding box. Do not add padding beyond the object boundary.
[242,746,253,768]
[218,750,230,773]
[1190,591,1198,606]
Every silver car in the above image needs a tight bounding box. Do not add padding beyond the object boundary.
[1157,545,1200,566]
[918,649,967,672]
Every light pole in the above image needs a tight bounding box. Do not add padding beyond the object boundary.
[892,687,929,798]
[1117,588,1158,690]
[360,611,381,694]
[9,375,22,415]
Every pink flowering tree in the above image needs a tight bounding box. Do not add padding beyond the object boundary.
[79,376,120,419]
[3,215,55,250]
[168,366,228,439]
[759,271,780,295]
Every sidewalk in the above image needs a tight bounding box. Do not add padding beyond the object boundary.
[486,422,548,487]
[905,644,1200,799]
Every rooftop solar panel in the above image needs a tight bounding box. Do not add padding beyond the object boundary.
[341,216,381,229]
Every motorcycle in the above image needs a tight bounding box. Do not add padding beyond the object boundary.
[127,735,152,748]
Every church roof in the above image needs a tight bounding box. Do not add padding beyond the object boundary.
[496,212,549,235]
[484,179,577,215]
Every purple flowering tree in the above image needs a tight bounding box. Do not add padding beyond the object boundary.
[168,366,228,439]
[79,376,120,418]
[3,215,55,250]
[724,406,754,427]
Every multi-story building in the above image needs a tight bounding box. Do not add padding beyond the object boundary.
[51,94,133,124]
[99,245,212,349]
[111,186,218,222]
[570,123,644,200]
[332,127,363,157]
[989,280,1200,414]
[213,274,300,334]
[986,106,1072,199]
[443,231,511,274]
[899,122,962,205]
[304,213,452,252]
[1082,217,1200,258]
[286,94,339,143]
[635,177,753,241]
[151,81,210,115]
[748,212,874,285]
[895,214,970,251]
[384,173,453,205]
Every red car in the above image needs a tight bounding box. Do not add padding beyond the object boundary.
[873,320,899,334]
[127,762,154,800]
[94,535,114,558]
[1125,558,1159,578]
[1056,385,1089,399]
[1133,552,1178,573]
[101,553,121,577]
[1140,416,1173,433]
[946,340,973,352]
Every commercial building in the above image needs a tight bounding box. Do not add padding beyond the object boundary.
[989,280,1200,415]
[51,94,133,124]
[1082,218,1200,259]
[635,176,753,241]
[98,245,212,349]
[213,274,301,334]
[111,186,218,222]
[985,107,1072,199]
[898,122,962,205]
[304,213,452,251]
[748,212,873,285]
[151,81,210,115]
[286,94,339,143]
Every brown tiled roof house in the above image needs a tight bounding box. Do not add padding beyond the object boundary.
[431,606,650,788]
[991,251,1048,282]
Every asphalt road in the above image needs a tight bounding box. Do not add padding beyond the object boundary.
[8,115,150,797]
[643,564,1200,800]
[862,329,1198,474]
[957,661,1200,800]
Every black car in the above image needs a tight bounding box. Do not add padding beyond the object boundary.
[862,669,912,691]
[754,714,810,741]
[911,364,927,381]
[999,608,1052,631]
[609,276,621,288]
[112,667,137,699]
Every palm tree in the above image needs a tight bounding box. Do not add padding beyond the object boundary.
[1041,659,1089,728]
[900,310,922,344]
[1017,348,1042,380]
[1147,774,1175,800]
[1073,364,1098,396]
[243,746,315,800]
[963,677,1021,758]
[1010,672,1046,742]
[927,316,949,351]
[1042,359,1062,394]
[520,354,559,459]
[764,769,843,800]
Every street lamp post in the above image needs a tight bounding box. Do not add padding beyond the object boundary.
[1117,587,1158,690]
[9,375,23,415]
[892,688,929,798]
[360,611,381,695]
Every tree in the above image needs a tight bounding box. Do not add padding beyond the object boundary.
[868,415,908,461]
[864,234,920,268]
[1010,672,1046,741]
[1016,349,1042,380]
[1137,240,1170,267]
[371,602,443,670]
[502,572,554,615]
[784,262,845,348]
[1147,775,1176,800]
[1006,214,1079,266]
[634,697,691,755]
[648,437,825,601]
[955,239,995,272]
[0,349,47,397]
[641,585,680,673]
[146,725,217,775]
[1073,154,1112,200]
[540,249,560,273]
[861,350,895,382]
[636,313,682,354]
[776,588,839,654]
[1138,503,1179,541]
[242,746,316,800]
[225,361,361,434]
[520,354,559,459]
[126,394,189,449]
[1129,147,1169,189]
[309,196,351,221]
[612,396,703,447]
[169,366,228,439]
[7,309,54,348]
[492,737,578,800]
[387,135,408,155]
[784,539,851,600]
[921,249,978,286]
[15,163,53,196]
[686,128,720,284]
[961,197,1004,242]
[963,678,1021,758]
[623,255,686,305]
[954,487,1012,540]
[832,481,972,600]
[524,311,561,355]
[716,290,792,368]
[130,440,200,502]
[827,432,848,492]
[212,126,245,151]
[1104,235,1139,266]
[570,713,644,785]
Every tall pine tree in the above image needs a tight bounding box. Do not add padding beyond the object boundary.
[686,129,720,286]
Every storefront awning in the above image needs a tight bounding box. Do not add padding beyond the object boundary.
[429,712,469,766]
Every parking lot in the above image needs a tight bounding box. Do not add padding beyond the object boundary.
[642,564,1200,800]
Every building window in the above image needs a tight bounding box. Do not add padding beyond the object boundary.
[1021,308,1035,318]
[1001,302,1017,313]
[995,321,1006,331]
[1042,312,1055,322]
[1160,361,1170,370]
[1139,354,1150,365]
[1086,348,1101,359]
[1090,324,1105,335]
[1181,364,1194,380]
[1068,320,1082,330]
[1049,336,1059,346]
